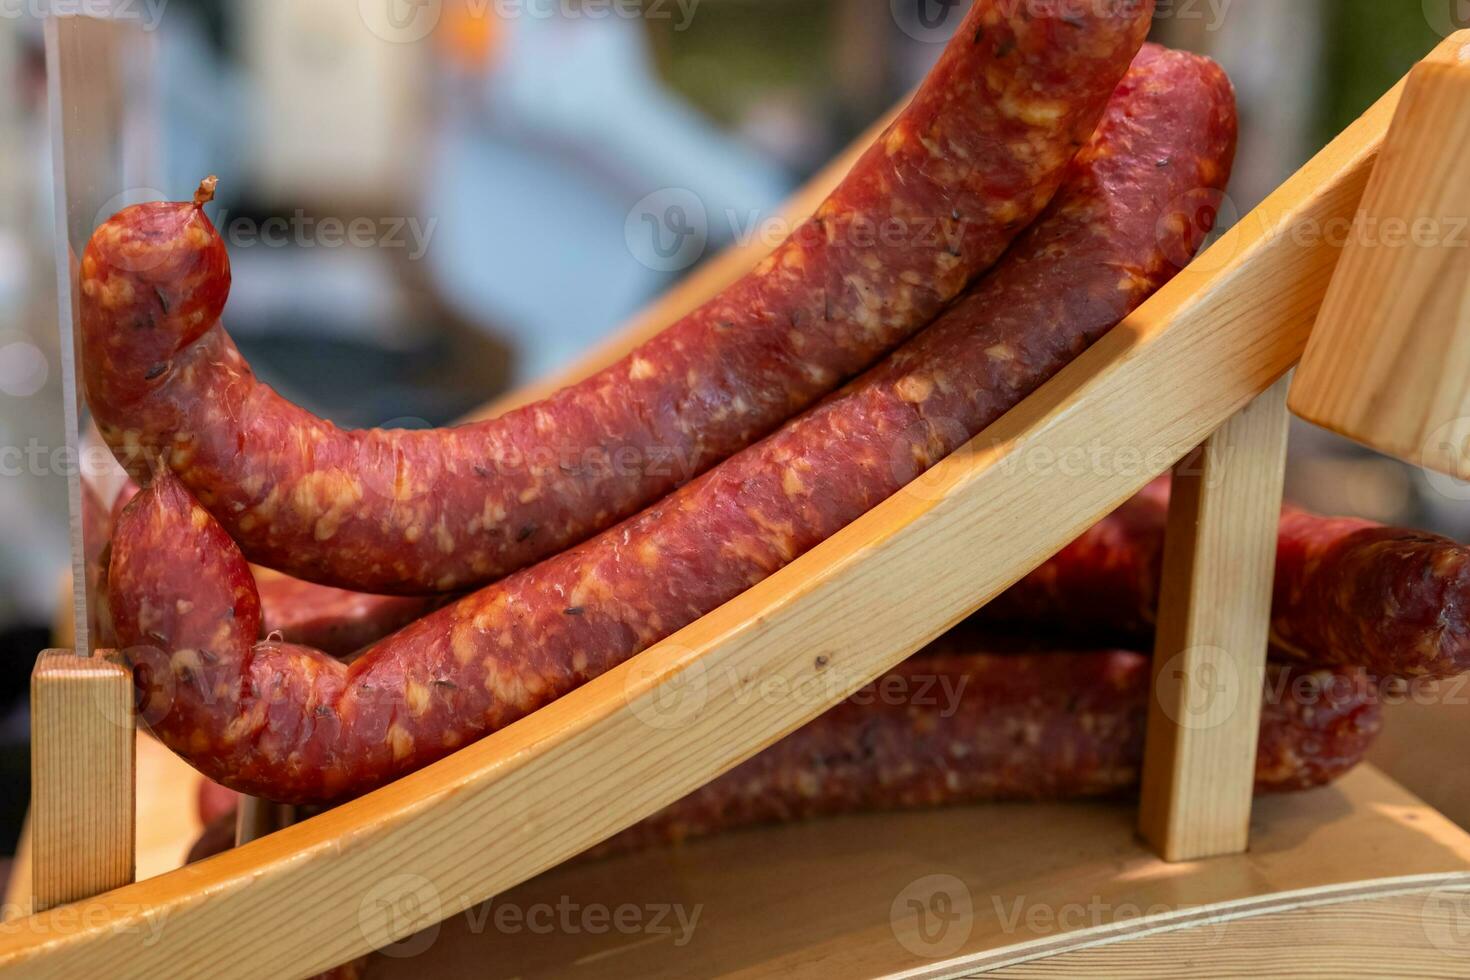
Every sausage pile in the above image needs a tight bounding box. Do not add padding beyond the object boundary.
[104,38,1240,804]
[79,5,1445,856]
[82,0,1152,596]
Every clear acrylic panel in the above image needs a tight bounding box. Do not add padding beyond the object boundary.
[46,13,157,655]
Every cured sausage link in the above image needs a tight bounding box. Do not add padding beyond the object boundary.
[82,0,1155,596]
[984,478,1470,679]
[108,47,1239,804]
[255,572,437,659]
[593,653,1379,856]
[187,652,1378,863]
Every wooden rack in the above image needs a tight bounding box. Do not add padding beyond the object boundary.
[7,20,1470,979]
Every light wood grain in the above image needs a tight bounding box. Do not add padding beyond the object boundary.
[981,889,1470,979]
[360,766,1470,979]
[1290,57,1470,477]
[6,728,242,918]
[28,651,134,914]
[1139,376,1292,861]
[2,30,1462,980]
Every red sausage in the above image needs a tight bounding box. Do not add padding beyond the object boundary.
[196,777,239,826]
[984,478,1470,678]
[109,47,1239,803]
[594,653,1379,856]
[82,0,1154,596]
[255,572,437,659]
[187,651,1378,862]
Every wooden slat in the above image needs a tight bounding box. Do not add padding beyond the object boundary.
[1138,376,1292,861]
[0,29,1460,980]
[28,651,134,913]
[1290,58,1470,477]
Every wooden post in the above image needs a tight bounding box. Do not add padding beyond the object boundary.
[29,651,135,912]
[1139,377,1292,861]
[1290,60,1470,477]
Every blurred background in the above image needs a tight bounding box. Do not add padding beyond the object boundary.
[0,0,1468,861]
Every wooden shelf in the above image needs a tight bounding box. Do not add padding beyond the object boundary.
[363,765,1470,978]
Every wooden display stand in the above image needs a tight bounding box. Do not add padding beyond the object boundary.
[9,23,1470,980]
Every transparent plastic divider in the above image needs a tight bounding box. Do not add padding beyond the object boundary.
[45,13,157,655]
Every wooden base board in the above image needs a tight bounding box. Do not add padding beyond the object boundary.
[361,765,1470,979]
[7,745,1469,976]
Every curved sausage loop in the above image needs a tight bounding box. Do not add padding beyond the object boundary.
[109,45,1239,804]
[83,0,1156,595]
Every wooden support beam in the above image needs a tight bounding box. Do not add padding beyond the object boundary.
[1290,61,1470,478]
[29,651,134,913]
[1139,377,1292,861]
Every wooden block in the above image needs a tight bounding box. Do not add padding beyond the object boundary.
[1139,377,1292,861]
[29,651,134,913]
[1290,58,1470,477]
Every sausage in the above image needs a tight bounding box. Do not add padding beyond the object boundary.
[984,478,1470,679]
[108,46,1239,804]
[593,653,1379,856]
[254,572,437,659]
[94,478,429,658]
[185,651,1378,862]
[81,0,1155,596]
[196,777,239,826]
